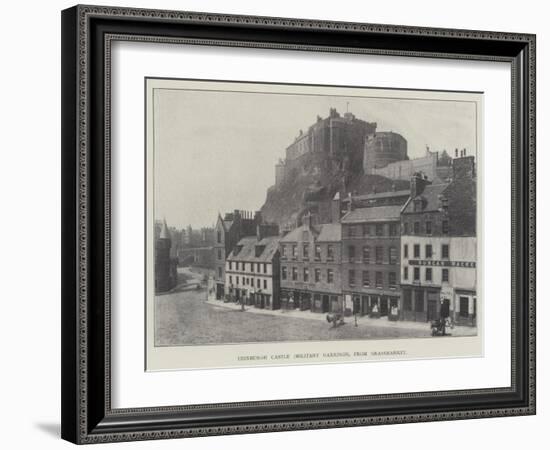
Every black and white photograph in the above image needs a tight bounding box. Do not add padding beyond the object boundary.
[146,79,482,370]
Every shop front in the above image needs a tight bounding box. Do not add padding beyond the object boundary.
[350,293,401,319]
[216,282,224,300]
[453,289,477,326]
[401,286,441,322]
[311,293,330,313]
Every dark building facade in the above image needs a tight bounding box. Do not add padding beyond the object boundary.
[400,157,477,325]
[279,216,343,313]
[154,220,178,293]
[341,201,404,319]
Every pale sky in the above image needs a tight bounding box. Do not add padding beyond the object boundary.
[152,85,478,229]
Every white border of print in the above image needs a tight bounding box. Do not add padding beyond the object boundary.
[111,41,510,409]
[144,78,483,371]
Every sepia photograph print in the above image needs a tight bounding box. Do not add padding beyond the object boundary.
[145,78,482,370]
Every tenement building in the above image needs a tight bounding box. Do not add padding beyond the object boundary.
[225,226,281,309]
[400,156,477,326]
[213,210,265,300]
[279,215,343,313]
[340,197,405,320]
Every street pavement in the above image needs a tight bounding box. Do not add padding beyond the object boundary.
[154,268,477,346]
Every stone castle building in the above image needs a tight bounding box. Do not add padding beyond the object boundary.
[275,108,377,188]
[363,131,408,173]
[367,146,454,183]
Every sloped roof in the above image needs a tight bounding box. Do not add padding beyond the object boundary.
[402,183,449,214]
[344,189,410,202]
[341,205,402,223]
[279,224,320,243]
[159,219,170,239]
[227,236,280,263]
[317,223,341,242]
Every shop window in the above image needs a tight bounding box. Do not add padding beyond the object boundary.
[415,291,424,312]
[403,290,412,310]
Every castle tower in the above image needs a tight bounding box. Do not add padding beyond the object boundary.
[155,219,173,293]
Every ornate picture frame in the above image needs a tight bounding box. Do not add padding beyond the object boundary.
[61,4,535,444]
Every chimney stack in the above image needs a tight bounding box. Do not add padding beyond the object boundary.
[452,155,475,179]
[410,172,430,198]
[304,212,313,229]
[347,192,354,213]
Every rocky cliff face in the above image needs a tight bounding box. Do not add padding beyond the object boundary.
[260,149,410,228]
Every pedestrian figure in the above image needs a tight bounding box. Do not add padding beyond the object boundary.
[439,299,450,335]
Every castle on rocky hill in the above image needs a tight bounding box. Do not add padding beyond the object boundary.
[262,108,466,229]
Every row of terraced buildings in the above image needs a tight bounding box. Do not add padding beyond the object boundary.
[212,156,477,326]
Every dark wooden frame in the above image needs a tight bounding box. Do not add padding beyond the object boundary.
[61,4,536,444]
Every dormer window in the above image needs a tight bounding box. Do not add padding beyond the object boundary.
[255,245,265,257]
[413,198,423,212]
[233,245,243,256]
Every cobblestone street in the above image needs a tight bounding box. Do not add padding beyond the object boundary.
[155,269,477,346]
